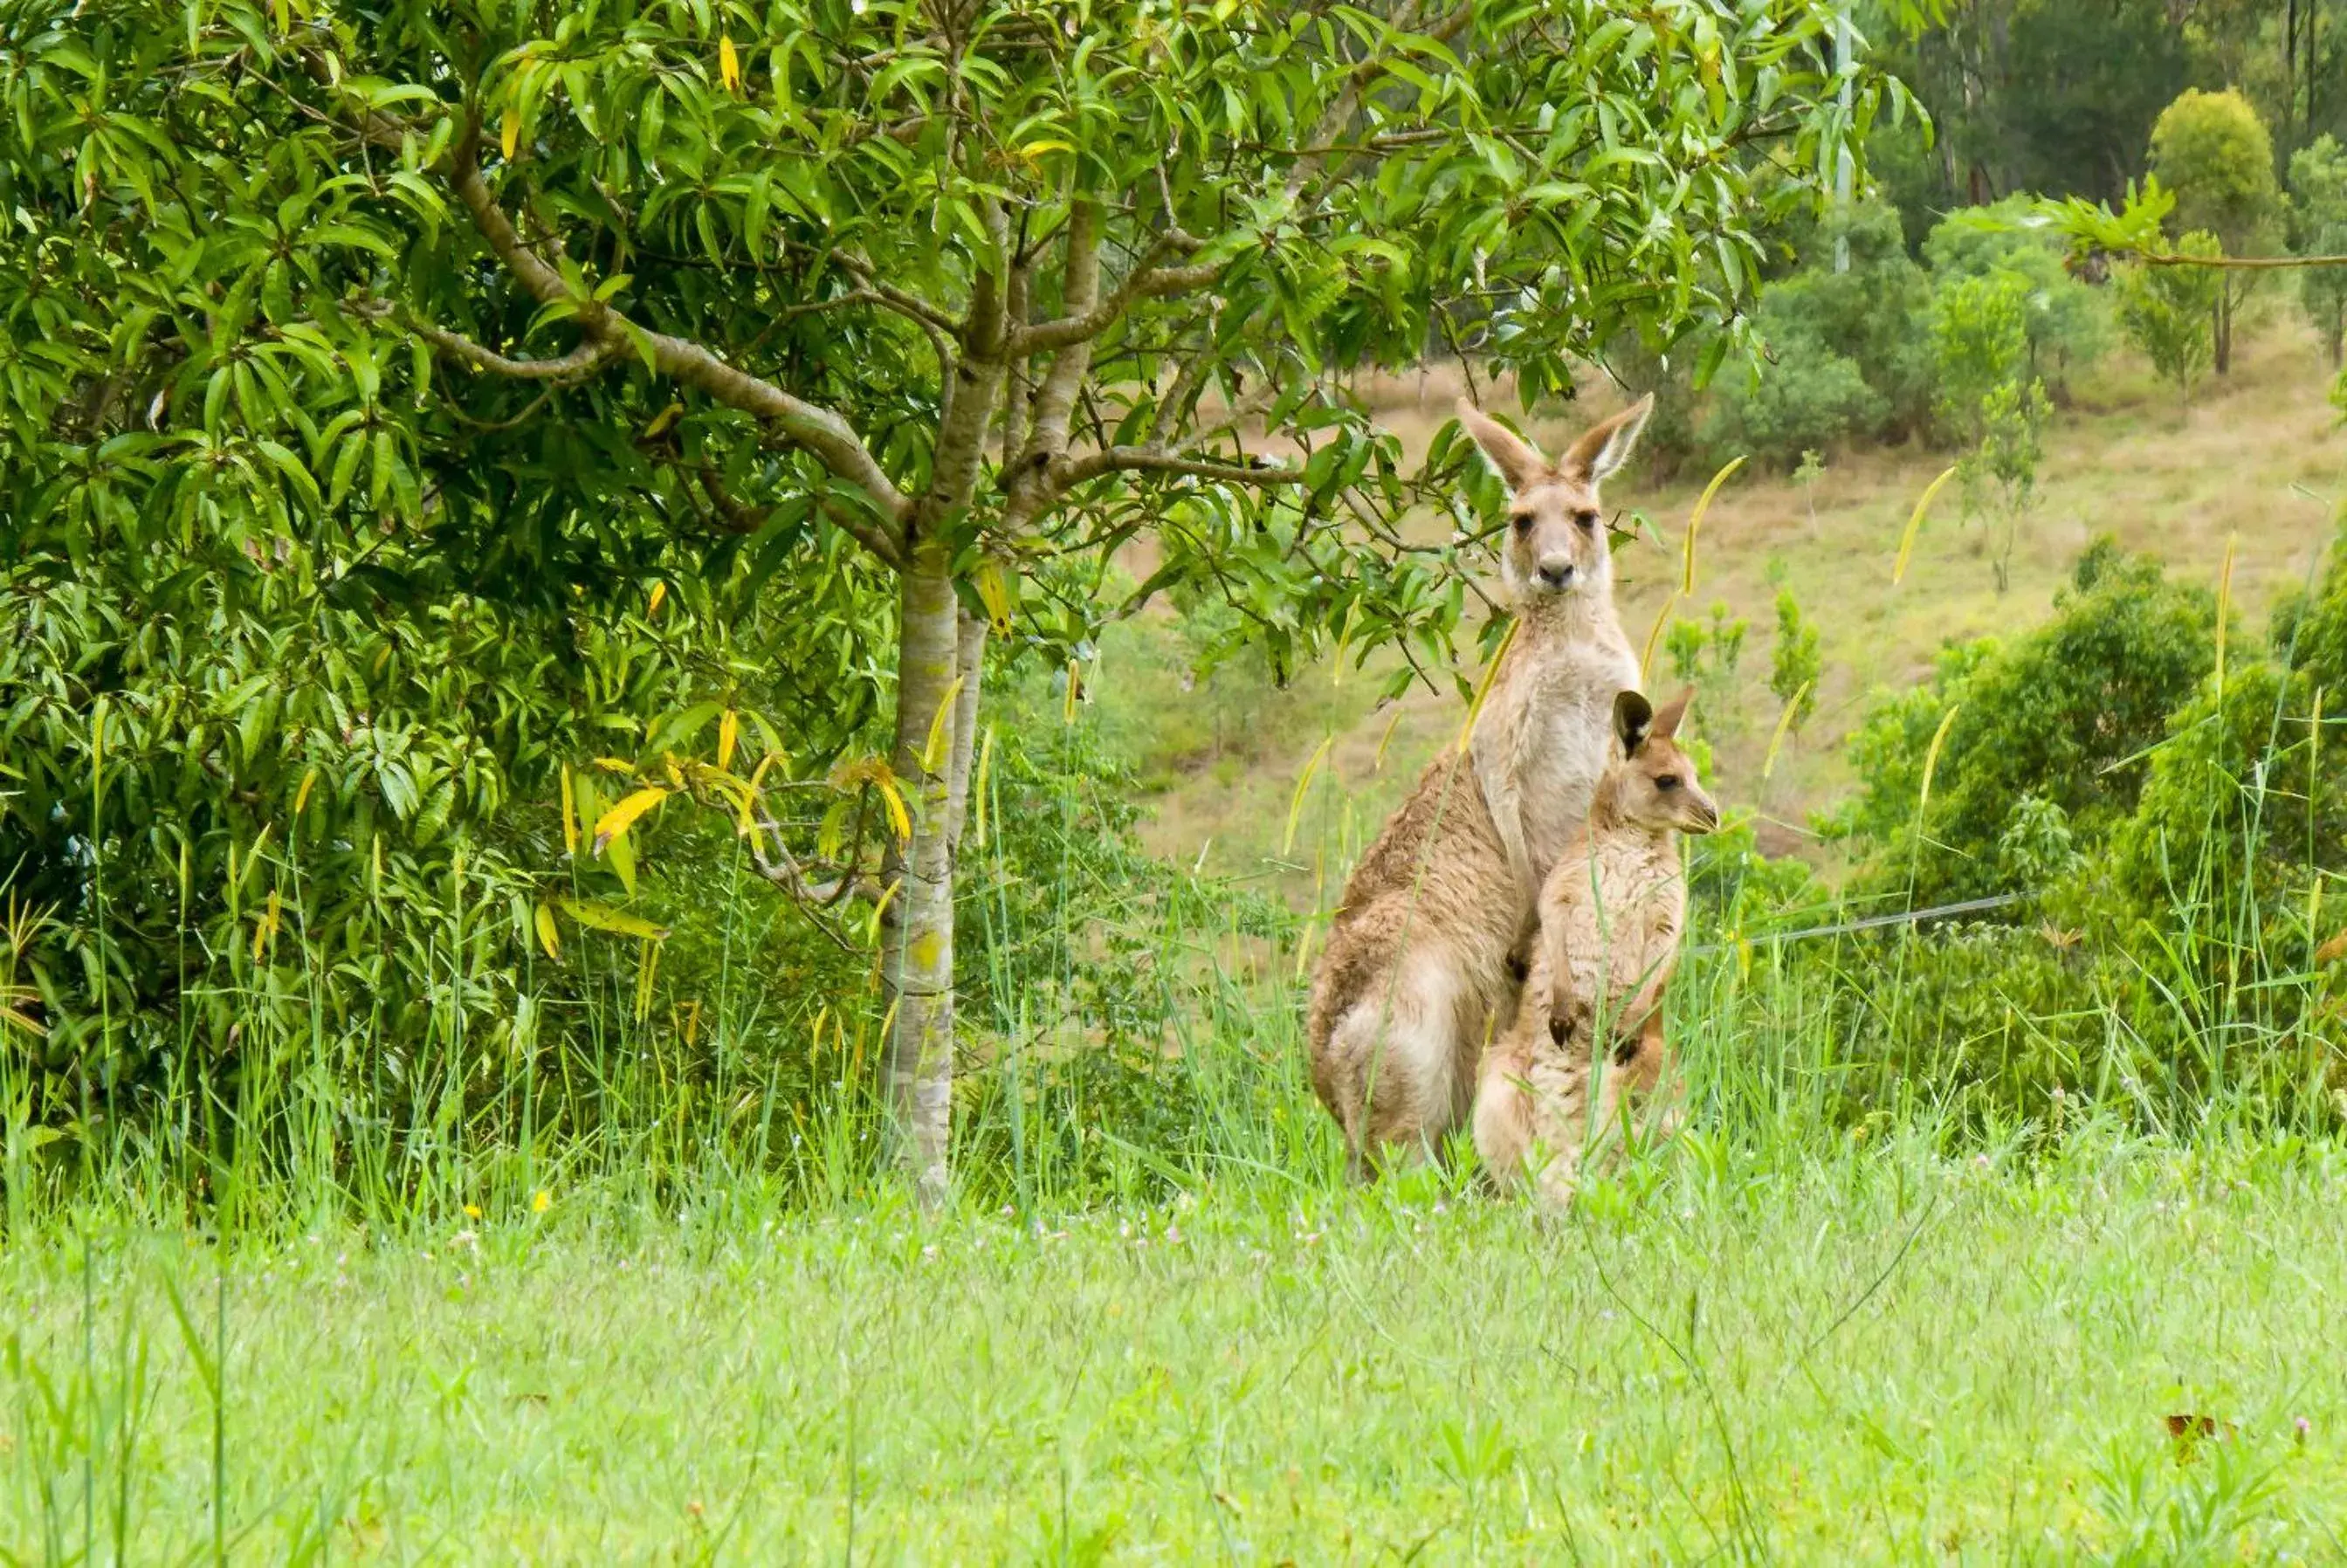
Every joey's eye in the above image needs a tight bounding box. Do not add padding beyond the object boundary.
[1655,775,1681,791]
[1510,511,1534,534]
[1574,509,1601,531]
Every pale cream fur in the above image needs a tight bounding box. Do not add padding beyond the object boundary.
[1475,688,1717,1208]
[1306,396,1653,1173]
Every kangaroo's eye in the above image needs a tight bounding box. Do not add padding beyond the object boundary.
[1574,509,1601,531]
[1510,511,1534,534]
[1655,775,1681,791]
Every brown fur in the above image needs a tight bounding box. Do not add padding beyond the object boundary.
[1306,397,1654,1173]
[1474,688,1717,1207]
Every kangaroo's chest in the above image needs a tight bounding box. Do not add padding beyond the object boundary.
[1558,842,1685,1011]
[1511,643,1641,870]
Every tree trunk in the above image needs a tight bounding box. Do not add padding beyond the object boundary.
[945,610,988,858]
[2215,291,2233,377]
[884,542,965,1207]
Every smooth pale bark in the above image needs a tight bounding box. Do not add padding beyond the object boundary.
[884,543,967,1207]
[882,315,1007,1203]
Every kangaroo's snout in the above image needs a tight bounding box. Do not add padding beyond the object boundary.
[1534,559,1577,592]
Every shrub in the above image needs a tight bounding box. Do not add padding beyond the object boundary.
[1826,540,2215,904]
[2149,88,2282,375]
[1931,272,2036,445]
[1770,590,1822,732]
[1703,334,1888,470]
[1923,196,2111,395]
[2288,134,2347,366]
[2116,233,2224,407]
[1702,202,1933,468]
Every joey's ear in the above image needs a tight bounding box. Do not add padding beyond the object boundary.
[1649,685,1694,741]
[1563,394,1654,485]
[1613,688,1655,754]
[1455,400,1547,492]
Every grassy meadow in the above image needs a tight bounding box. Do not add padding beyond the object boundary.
[10,1131,2347,1561]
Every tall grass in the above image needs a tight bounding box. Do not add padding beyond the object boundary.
[4,648,2337,1246]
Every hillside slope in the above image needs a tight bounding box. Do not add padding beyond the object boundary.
[1099,327,2347,905]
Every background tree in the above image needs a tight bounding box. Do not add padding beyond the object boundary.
[2116,230,2227,405]
[2291,134,2347,362]
[1769,588,1823,731]
[2150,87,2285,372]
[2,0,1883,1200]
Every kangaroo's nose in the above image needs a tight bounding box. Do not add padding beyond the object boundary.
[1536,560,1576,591]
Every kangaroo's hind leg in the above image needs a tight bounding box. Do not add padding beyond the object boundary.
[1331,949,1469,1171]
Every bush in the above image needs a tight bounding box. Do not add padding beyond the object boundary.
[1703,334,1888,471]
[1931,272,2036,444]
[1826,540,2214,904]
[2149,89,2282,375]
[2116,233,2224,406]
[1923,196,2111,396]
[1701,202,1932,469]
[2289,134,2347,366]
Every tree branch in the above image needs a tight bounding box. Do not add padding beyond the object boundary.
[1008,232,1222,354]
[1050,445,1301,492]
[407,318,620,380]
[439,124,916,533]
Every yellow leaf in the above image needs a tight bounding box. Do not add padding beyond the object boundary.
[293,766,318,818]
[534,902,561,961]
[972,725,996,849]
[647,581,668,618]
[1454,617,1521,755]
[922,675,966,774]
[974,561,1014,634]
[1760,680,1812,782]
[1641,592,1676,681]
[871,774,911,842]
[717,709,740,773]
[500,105,520,161]
[642,401,684,440]
[831,756,911,842]
[1063,657,1083,724]
[555,897,671,941]
[1919,704,1961,815]
[1373,708,1406,773]
[1283,735,1335,857]
[592,787,669,856]
[1020,139,1074,162]
[719,32,740,92]
[560,765,578,856]
[1894,466,1958,586]
[251,890,280,963]
[592,757,636,775]
[1682,455,1745,596]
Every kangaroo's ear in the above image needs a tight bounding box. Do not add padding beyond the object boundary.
[1613,688,1655,754]
[1563,394,1655,485]
[1455,400,1547,492]
[1649,685,1695,741]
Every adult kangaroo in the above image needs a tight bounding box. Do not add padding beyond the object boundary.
[1307,395,1652,1173]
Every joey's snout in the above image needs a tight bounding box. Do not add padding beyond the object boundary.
[1682,789,1721,836]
